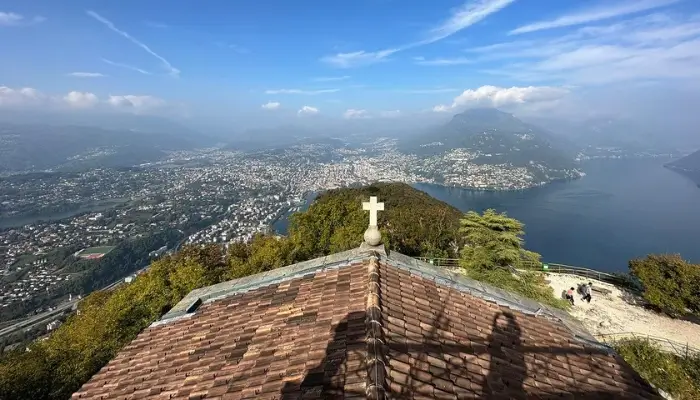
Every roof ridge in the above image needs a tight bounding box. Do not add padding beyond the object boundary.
[365,253,388,400]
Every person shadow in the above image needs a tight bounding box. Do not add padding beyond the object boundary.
[484,311,527,398]
[280,311,366,399]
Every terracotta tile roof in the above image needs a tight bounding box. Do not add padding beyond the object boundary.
[72,249,660,400]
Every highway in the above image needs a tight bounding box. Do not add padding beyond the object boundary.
[0,272,137,340]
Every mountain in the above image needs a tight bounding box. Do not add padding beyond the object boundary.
[665,149,700,185]
[400,108,580,186]
[525,116,683,152]
[0,122,195,173]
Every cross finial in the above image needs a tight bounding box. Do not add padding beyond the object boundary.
[362,196,384,227]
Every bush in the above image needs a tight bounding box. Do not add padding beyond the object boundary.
[462,267,570,310]
[629,254,700,317]
[614,338,700,399]
[288,183,463,259]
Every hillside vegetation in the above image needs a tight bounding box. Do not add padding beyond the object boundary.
[0,182,690,399]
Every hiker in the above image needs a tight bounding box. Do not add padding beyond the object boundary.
[582,282,592,303]
[566,287,575,305]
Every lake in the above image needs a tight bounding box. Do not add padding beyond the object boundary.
[276,158,700,273]
[414,158,700,272]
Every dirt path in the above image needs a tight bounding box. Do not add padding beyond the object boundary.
[546,273,700,351]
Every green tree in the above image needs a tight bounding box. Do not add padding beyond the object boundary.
[459,209,540,271]
[288,183,462,258]
[629,254,700,317]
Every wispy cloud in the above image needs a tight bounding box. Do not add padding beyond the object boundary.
[265,88,340,95]
[67,72,106,78]
[421,0,516,44]
[414,56,473,66]
[321,49,398,68]
[510,0,679,35]
[0,11,45,26]
[87,10,180,77]
[343,109,370,119]
[483,12,700,85]
[321,0,515,68]
[102,58,152,75]
[298,106,319,116]
[398,88,461,94]
[261,101,281,110]
[313,76,351,82]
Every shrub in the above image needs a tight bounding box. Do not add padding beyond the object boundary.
[629,254,700,317]
[462,267,570,310]
[614,338,700,399]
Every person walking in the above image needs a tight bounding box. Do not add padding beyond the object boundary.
[582,282,592,303]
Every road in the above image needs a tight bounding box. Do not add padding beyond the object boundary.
[0,272,138,340]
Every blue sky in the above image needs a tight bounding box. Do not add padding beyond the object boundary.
[1,0,700,128]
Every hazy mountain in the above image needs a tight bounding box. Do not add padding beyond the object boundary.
[666,149,700,185]
[401,108,577,170]
[0,109,219,147]
[525,116,682,151]
[0,122,195,173]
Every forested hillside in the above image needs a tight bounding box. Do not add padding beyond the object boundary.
[0,182,695,399]
[0,182,464,399]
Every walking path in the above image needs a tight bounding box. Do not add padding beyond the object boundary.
[545,273,700,351]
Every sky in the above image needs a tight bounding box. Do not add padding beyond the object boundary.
[1,0,700,131]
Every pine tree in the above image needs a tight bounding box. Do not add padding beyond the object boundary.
[459,209,540,271]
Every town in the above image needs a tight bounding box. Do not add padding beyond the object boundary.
[0,137,584,320]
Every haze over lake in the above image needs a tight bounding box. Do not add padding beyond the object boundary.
[415,158,700,272]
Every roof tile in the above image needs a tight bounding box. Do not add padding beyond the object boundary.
[73,252,661,400]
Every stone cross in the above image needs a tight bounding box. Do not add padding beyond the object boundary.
[363,196,384,227]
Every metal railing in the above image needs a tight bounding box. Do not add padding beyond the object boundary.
[415,257,631,287]
[415,257,460,268]
[596,332,700,358]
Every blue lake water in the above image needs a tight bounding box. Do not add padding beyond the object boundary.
[274,158,700,272]
[415,158,700,272]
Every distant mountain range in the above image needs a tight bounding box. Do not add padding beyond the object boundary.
[665,149,700,186]
[401,108,579,172]
[0,122,195,173]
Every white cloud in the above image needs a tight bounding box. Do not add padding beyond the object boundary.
[87,11,180,77]
[510,0,679,35]
[399,88,460,94]
[67,72,106,78]
[107,95,165,110]
[313,76,351,82]
[265,88,339,95]
[321,0,515,68]
[0,12,45,26]
[321,49,398,68]
[414,57,473,66]
[433,85,570,111]
[298,106,319,116]
[261,101,281,110]
[343,109,370,119]
[423,0,516,43]
[63,91,99,108]
[485,12,700,85]
[102,58,152,75]
[0,86,170,114]
[0,86,45,106]
[380,110,401,118]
